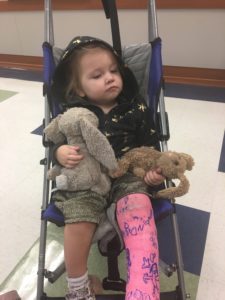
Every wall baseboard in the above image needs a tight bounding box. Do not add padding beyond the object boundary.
[0,54,43,71]
[163,66,225,88]
[0,0,224,11]
[0,54,224,87]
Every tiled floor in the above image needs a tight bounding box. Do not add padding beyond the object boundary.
[0,76,225,300]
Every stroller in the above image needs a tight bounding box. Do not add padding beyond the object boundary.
[37,0,190,299]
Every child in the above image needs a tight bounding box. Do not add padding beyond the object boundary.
[51,36,165,300]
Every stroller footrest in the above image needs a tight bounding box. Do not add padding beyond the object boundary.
[102,277,126,292]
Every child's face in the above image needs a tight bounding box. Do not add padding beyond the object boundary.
[77,48,123,110]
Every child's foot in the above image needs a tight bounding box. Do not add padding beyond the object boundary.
[65,280,95,300]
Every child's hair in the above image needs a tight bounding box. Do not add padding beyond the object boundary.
[51,36,138,105]
[65,43,121,99]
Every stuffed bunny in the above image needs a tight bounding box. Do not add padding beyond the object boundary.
[44,107,118,196]
[110,146,194,199]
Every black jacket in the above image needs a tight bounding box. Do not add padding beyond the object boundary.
[64,93,159,159]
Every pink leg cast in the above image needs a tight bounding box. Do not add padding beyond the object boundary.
[116,194,160,300]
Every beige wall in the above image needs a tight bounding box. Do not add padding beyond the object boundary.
[0,9,224,69]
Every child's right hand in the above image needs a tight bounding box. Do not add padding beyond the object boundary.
[144,167,165,187]
[55,145,84,168]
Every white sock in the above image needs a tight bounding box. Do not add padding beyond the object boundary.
[67,271,89,291]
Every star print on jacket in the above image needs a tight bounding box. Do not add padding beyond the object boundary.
[64,94,159,158]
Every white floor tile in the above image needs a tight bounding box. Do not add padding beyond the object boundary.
[0,78,44,283]
[165,97,225,212]
[197,277,225,300]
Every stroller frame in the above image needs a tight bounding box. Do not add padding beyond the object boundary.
[37,1,190,299]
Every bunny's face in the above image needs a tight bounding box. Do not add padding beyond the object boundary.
[58,107,99,137]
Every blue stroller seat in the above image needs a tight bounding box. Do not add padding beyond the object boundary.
[37,1,189,299]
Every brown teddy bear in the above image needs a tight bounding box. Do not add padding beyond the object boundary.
[44,107,118,196]
[110,146,194,199]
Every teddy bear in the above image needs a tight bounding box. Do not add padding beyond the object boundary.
[44,107,118,196]
[110,146,194,199]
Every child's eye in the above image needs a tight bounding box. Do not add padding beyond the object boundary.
[111,68,119,73]
[92,73,101,79]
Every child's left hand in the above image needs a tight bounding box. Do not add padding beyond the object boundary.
[144,168,165,186]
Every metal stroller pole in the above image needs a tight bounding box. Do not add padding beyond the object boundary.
[44,0,54,46]
[148,0,159,42]
[37,1,54,299]
[148,1,187,299]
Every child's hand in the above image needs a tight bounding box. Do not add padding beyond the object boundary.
[144,168,165,186]
[55,145,84,168]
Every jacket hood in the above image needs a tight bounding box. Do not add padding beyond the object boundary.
[51,36,139,105]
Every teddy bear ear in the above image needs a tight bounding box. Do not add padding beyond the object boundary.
[44,114,65,144]
[180,153,195,170]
